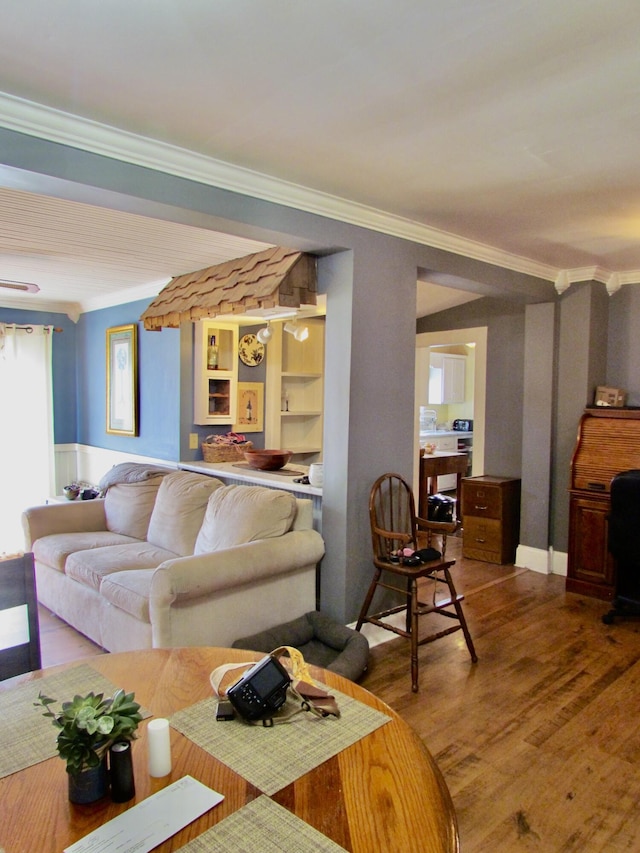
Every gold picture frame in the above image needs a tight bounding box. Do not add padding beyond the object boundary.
[106,324,139,435]
[234,382,264,432]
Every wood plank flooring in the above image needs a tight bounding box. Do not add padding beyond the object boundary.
[362,539,640,852]
[34,540,640,852]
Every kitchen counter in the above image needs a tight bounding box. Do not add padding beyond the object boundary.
[179,460,321,496]
[420,430,473,438]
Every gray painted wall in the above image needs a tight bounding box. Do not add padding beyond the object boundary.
[607,285,640,406]
[521,303,556,550]
[552,283,609,551]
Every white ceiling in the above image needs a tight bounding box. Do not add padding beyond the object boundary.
[0,0,639,318]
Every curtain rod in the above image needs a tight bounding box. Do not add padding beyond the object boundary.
[3,324,63,333]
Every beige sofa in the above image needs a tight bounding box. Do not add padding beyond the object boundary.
[22,468,325,652]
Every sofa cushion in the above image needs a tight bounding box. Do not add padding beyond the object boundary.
[147,471,223,556]
[104,476,166,539]
[33,531,139,573]
[194,485,297,555]
[65,542,178,591]
[100,570,154,622]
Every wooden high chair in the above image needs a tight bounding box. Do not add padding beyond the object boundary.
[356,472,477,692]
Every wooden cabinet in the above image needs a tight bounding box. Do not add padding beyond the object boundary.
[567,492,615,598]
[462,475,521,564]
[567,407,640,600]
[428,353,465,404]
[265,317,324,462]
[193,320,239,425]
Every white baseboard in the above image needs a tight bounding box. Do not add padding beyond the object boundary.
[515,544,567,577]
[347,613,408,649]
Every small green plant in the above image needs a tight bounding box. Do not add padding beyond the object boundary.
[35,689,142,775]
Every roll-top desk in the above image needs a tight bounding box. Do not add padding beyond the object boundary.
[567,407,640,599]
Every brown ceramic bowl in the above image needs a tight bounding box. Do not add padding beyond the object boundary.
[243,449,292,471]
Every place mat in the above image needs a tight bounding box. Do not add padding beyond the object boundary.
[0,663,149,779]
[176,795,346,852]
[170,684,390,796]
[232,463,306,477]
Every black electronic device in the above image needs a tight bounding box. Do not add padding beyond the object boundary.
[226,654,291,721]
[427,493,455,522]
[452,419,473,431]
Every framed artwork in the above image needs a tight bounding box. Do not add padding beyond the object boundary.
[234,382,264,432]
[106,324,139,436]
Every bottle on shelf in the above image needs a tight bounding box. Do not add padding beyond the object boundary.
[207,335,219,370]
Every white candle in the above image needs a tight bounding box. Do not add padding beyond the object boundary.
[147,718,172,777]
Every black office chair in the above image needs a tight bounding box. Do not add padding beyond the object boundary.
[356,473,477,692]
[0,552,42,680]
[603,469,640,624]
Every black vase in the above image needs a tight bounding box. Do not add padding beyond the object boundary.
[68,756,109,804]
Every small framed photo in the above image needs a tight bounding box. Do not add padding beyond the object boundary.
[234,382,264,432]
[594,385,626,408]
[106,324,139,435]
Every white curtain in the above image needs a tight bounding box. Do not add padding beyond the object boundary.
[0,324,55,556]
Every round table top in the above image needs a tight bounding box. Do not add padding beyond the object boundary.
[0,647,458,852]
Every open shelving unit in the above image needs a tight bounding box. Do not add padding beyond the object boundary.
[193,320,239,425]
[265,317,324,462]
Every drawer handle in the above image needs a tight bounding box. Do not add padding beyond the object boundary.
[474,504,488,511]
[475,537,486,543]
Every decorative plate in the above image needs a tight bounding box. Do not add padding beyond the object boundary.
[238,333,265,366]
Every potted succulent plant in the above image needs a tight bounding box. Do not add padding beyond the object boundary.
[35,688,142,803]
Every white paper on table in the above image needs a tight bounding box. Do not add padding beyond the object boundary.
[64,775,224,853]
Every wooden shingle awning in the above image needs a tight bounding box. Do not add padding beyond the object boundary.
[140,246,317,330]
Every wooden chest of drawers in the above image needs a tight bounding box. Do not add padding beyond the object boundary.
[461,475,521,564]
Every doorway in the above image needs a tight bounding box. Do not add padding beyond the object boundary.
[414,327,487,499]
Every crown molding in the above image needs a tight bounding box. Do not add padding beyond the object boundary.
[0,92,560,282]
[0,292,81,322]
[554,266,640,295]
[3,93,640,297]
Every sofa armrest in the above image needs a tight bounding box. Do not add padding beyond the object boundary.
[150,529,325,605]
[21,500,108,549]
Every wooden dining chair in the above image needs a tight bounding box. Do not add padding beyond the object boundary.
[356,472,477,692]
[0,552,41,680]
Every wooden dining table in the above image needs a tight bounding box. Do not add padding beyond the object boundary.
[0,647,458,853]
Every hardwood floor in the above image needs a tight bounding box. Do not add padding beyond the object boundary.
[38,605,104,668]
[34,541,640,852]
[361,539,640,852]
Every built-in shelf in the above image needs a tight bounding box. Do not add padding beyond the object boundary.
[265,317,325,462]
[193,321,239,425]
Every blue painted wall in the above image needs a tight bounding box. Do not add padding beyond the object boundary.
[77,300,181,460]
[1,303,268,463]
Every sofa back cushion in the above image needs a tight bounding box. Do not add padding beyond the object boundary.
[147,471,223,556]
[104,476,166,540]
[194,484,297,554]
